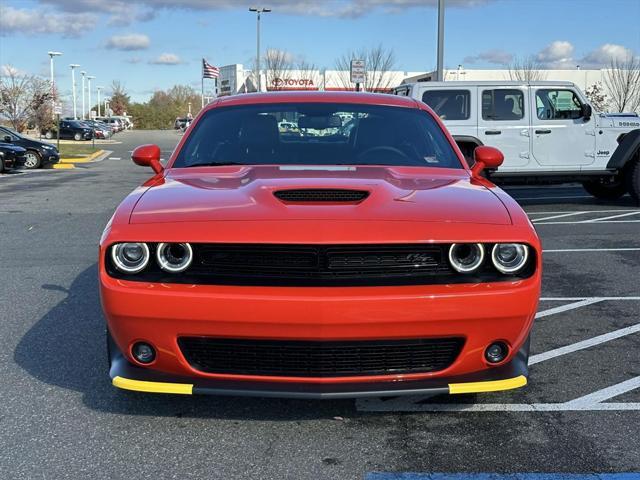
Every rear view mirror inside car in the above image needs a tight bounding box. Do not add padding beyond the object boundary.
[298,115,342,129]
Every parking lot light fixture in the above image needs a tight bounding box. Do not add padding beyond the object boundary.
[80,71,87,120]
[47,51,62,118]
[249,7,271,92]
[97,87,103,117]
[87,76,95,119]
[69,64,80,119]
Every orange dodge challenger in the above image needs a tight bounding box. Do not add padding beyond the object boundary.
[100,92,541,398]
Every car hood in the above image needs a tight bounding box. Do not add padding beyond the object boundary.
[129,165,512,225]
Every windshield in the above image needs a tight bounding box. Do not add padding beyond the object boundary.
[173,103,462,169]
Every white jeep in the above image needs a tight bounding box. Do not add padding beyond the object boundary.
[394,81,640,204]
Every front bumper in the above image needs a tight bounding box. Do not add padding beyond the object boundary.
[42,150,59,165]
[109,333,529,398]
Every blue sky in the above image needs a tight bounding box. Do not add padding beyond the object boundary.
[1,0,639,102]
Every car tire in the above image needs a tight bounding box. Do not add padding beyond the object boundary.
[73,132,82,141]
[582,179,628,200]
[23,150,42,169]
[624,156,640,206]
[0,155,5,173]
[45,131,53,140]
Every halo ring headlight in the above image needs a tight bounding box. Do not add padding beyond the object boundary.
[448,243,485,273]
[156,242,193,273]
[491,243,529,274]
[111,242,150,274]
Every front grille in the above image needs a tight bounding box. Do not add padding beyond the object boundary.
[178,337,465,377]
[274,189,369,203]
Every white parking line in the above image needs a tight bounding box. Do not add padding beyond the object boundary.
[582,211,640,222]
[529,323,640,365]
[535,298,604,319]
[540,296,640,301]
[543,248,640,253]
[528,209,637,216]
[531,212,592,222]
[109,157,121,160]
[515,195,593,201]
[563,376,640,408]
[536,220,640,225]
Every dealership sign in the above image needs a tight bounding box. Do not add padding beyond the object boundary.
[350,59,366,84]
[272,78,315,87]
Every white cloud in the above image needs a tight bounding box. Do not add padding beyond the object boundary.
[581,43,636,67]
[463,49,513,65]
[0,5,97,37]
[150,53,183,65]
[106,34,151,51]
[536,40,575,67]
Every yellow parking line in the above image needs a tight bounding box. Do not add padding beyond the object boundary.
[51,163,75,169]
[58,149,105,164]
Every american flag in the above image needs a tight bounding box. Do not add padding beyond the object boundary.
[203,59,220,79]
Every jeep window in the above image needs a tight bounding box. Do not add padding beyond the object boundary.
[536,89,583,120]
[482,89,525,121]
[174,103,462,169]
[422,90,470,120]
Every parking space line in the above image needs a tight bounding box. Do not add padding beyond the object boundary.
[543,248,640,253]
[515,195,593,201]
[529,323,640,365]
[535,220,640,225]
[535,298,603,319]
[582,211,640,223]
[540,296,640,301]
[528,209,638,216]
[531,212,596,222]
[564,376,640,407]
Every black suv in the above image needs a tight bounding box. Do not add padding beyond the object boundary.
[43,120,93,142]
[0,126,60,169]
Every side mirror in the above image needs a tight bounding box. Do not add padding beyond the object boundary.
[132,144,163,174]
[582,104,592,121]
[471,146,504,177]
[3,136,12,143]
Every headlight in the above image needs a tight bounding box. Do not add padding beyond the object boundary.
[448,243,485,273]
[491,243,529,274]
[156,243,193,273]
[111,243,150,273]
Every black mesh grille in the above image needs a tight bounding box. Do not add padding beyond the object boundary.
[178,337,465,377]
[274,189,369,203]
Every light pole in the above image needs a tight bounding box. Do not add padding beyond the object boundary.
[87,75,95,119]
[97,87,103,117]
[47,51,62,118]
[80,71,86,119]
[436,0,445,82]
[70,64,80,119]
[249,7,271,92]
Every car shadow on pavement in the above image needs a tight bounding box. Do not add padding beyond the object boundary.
[14,264,358,420]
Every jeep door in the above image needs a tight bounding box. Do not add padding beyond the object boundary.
[531,87,595,167]
[477,87,530,169]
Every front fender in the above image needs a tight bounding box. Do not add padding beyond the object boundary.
[607,129,640,170]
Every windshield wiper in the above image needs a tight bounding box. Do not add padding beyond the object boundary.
[184,162,247,168]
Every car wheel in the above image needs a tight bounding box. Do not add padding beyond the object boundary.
[23,150,42,169]
[0,156,5,173]
[624,156,640,206]
[582,179,628,200]
[73,132,82,141]
[45,131,53,139]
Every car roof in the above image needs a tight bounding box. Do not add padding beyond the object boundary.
[208,91,419,110]
[399,80,577,88]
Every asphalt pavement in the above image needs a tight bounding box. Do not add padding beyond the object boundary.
[1,130,638,479]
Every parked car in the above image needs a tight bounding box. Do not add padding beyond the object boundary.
[0,142,27,172]
[81,120,112,139]
[394,80,640,204]
[43,120,93,141]
[0,126,59,169]
[96,117,123,133]
[101,91,541,399]
[174,117,191,130]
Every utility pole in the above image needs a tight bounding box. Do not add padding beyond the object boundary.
[70,64,80,119]
[87,75,95,118]
[80,71,86,119]
[97,87,103,117]
[47,51,62,118]
[436,0,445,81]
[249,7,271,92]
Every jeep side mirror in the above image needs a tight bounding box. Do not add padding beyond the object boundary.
[471,146,504,177]
[582,104,592,121]
[132,144,163,174]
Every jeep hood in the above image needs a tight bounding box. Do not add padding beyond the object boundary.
[129,165,512,225]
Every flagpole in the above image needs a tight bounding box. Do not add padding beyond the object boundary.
[201,58,204,109]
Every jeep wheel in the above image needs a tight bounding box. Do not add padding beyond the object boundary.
[45,131,53,140]
[625,157,640,206]
[582,179,628,200]
[23,150,42,169]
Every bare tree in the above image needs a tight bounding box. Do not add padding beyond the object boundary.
[296,60,320,90]
[584,82,609,112]
[334,45,397,92]
[109,80,130,115]
[264,49,293,91]
[604,55,640,113]
[506,56,547,82]
[0,66,52,132]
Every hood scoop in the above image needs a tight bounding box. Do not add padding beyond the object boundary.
[274,189,370,204]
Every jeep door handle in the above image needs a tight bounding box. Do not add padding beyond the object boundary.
[535,129,552,134]
[485,130,501,135]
